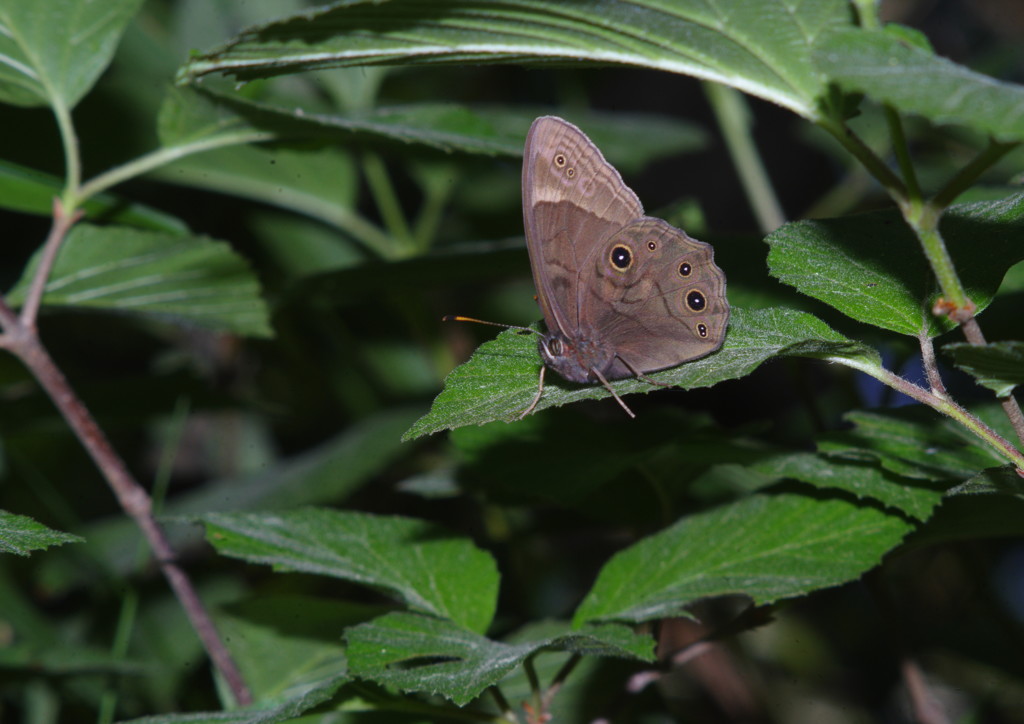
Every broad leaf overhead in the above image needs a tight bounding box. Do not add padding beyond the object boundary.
[0,0,144,108]
[178,0,854,120]
[814,26,1024,142]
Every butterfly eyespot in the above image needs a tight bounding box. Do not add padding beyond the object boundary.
[609,245,633,271]
[685,290,706,312]
[647,240,657,251]
[565,167,576,179]
[678,262,692,277]
[697,323,708,338]
[554,153,567,168]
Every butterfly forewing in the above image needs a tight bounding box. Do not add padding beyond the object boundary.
[522,116,643,338]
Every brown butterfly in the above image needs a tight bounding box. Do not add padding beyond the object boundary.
[452,116,729,418]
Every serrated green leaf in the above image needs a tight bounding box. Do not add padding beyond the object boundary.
[116,656,347,723]
[5,225,272,338]
[0,510,82,556]
[0,0,144,109]
[904,485,1024,551]
[404,306,877,439]
[345,611,652,706]
[766,193,1024,337]
[178,0,853,121]
[751,452,943,521]
[197,509,499,634]
[947,465,1024,498]
[573,493,912,626]
[819,408,1005,481]
[943,341,1024,398]
[814,26,1024,142]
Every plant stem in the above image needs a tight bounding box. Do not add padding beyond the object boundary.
[884,108,921,202]
[52,99,81,206]
[904,204,970,311]
[541,653,581,712]
[831,356,1024,471]
[7,329,252,705]
[0,209,252,706]
[704,82,785,233]
[523,655,544,722]
[932,140,1019,209]
[361,151,414,258]
[822,120,908,200]
[21,200,81,331]
[917,332,947,397]
[77,131,275,202]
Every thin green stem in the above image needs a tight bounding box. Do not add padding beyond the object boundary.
[52,99,81,209]
[542,653,581,711]
[488,686,518,722]
[905,205,969,310]
[831,355,1024,470]
[704,82,785,233]
[821,119,908,201]
[523,655,544,721]
[884,107,921,202]
[76,131,275,203]
[932,140,1019,209]
[97,587,139,724]
[852,0,881,28]
[361,151,414,258]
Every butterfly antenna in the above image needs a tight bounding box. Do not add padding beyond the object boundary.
[443,315,541,335]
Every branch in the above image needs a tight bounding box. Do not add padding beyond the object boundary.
[831,355,1024,471]
[0,205,252,706]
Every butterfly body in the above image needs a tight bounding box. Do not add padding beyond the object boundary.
[522,116,729,410]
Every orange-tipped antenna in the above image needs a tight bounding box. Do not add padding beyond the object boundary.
[443,315,540,335]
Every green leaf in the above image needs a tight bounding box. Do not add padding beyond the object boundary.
[766,193,1024,337]
[905,480,1024,551]
[943,341,1024,398]
[947,465,1024,498]
[0,159,187,231]
[573,492,912,626]
[164,87,707,169]
[750,452,944,521]
[0,510,81,556]
[819,408,1005,481]
[178,0,854,121]
[114,657,348,723]
[0,0,144,109]
[216,595,357,702]
[814,27,1024,142]
[5,224,273,338]
[345,611,652,706]
[197,509,499,634]
[404,306,878,439]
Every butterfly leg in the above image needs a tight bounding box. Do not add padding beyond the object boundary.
[518,365,547,419]
[591,367,636,418]
[616,355,673,388]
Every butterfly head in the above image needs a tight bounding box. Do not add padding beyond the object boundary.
[539,330,613,384]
